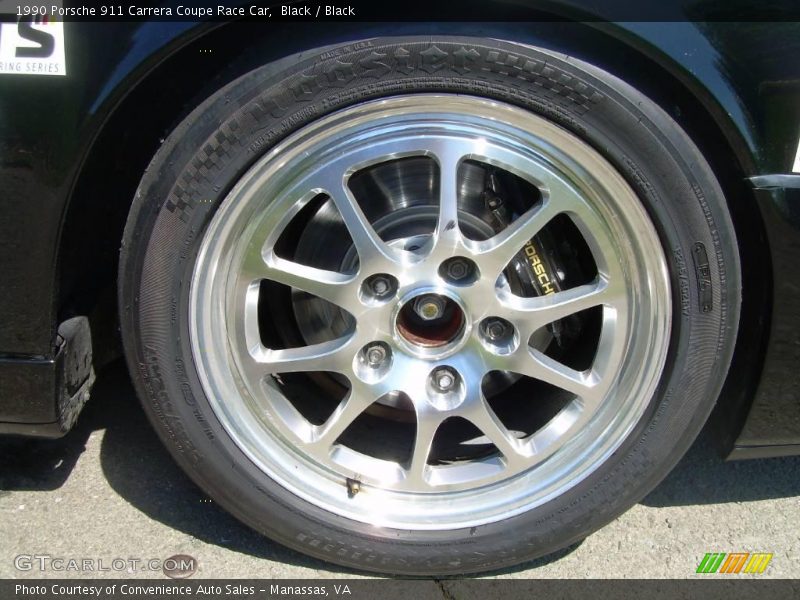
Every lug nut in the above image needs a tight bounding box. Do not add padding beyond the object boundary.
[437,372,454,390]
[440,256,478,284]
[365,344,387,367]
[485,318,508,341]
[431,367,458,393]
[446,258,470,280]
[369,275,392,298]
[413,295,446,321]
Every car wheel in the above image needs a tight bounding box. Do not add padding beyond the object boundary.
[119,36,740,575]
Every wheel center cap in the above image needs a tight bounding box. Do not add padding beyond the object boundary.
[396,292,466,350]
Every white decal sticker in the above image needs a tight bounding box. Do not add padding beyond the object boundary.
[0,17,66,76]
[793,136,800,173]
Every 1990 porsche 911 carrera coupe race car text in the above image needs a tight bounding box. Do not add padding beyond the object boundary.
[1,1,800,576]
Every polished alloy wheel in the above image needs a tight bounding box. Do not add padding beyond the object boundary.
[190,95,671,529]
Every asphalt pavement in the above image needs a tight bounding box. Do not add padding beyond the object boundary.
[1,361,799,580]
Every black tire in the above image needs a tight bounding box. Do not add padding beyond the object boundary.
[119,36,740,575]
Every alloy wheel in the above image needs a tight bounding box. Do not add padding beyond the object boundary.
[190,95,671,529]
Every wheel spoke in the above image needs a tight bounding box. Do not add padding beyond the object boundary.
[505,278,621,336]
[249,336,354,377]
[460,384,527,467]
[505,347,602,405]
[243,249,356,309]
[431,144,464,249]
[405,409,444,485]
[310,387,373,449]
[324,177,397,269]
[474,198,559,276]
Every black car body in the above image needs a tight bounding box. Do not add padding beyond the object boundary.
[1,6,799,458]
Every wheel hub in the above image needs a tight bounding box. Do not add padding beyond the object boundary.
[396,292,466,349]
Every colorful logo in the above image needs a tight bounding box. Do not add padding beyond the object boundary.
[696,552,773,574]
